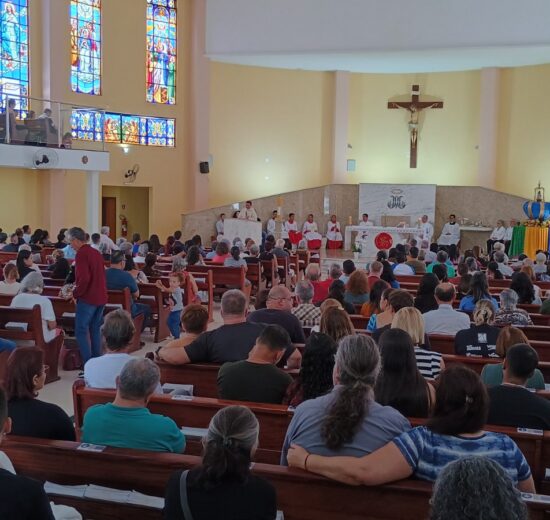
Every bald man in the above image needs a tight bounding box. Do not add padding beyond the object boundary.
[422,283,471,336]
[247,285,306,347]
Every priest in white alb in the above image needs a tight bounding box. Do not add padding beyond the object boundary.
[238,200,258,221]
[437,214,461,246]
[358,213,374,240]
[487,219,506,253]
[416,215,434,245]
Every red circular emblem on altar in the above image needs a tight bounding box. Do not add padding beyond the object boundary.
[374,232,393,250]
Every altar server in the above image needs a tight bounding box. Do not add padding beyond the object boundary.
[267,210,278,236]
[487,220,507,253]
[326,215,343,249]
[282,213,299,248]
[437,214,461,246]
[302,214,319,235]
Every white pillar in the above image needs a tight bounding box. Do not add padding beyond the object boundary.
[189,0,210,211]
[331,71,351,184]
[87,171,100,234]
[477,68,501,190]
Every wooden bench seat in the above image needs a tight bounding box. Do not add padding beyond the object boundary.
[3,437,550,520]
[72,380,292,464]
[185,265,246,296]
[0,305,63,383]
[154,359,299,398]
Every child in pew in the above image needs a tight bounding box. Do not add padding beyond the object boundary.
[156,272,186,339]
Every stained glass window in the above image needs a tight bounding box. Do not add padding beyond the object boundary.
[146,0,176,105]
[71,109,175,147]
[0,0,29,116]
[70,0,101,95]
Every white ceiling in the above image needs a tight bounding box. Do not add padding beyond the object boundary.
[209,45,550,74]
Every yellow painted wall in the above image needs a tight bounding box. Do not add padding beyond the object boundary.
[102,185,150,239]
[346,71,481,186]
[0,170,45,231]
[208,63,335,206]
[497,64,550,199]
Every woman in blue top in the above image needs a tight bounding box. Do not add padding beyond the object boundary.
[286,365,535,493]
[458,271,499,313]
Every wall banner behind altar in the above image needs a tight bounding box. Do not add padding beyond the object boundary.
[358,184,436,227]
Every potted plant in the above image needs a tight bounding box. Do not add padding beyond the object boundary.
[352,242,362,260]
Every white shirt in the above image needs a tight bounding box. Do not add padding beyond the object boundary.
[238,207,258,221]
[418,222,434,243]
[84,353,133,389]
[359,219,374,227]
[22,233,31,244]
[423,304,471,336]
[326,221,343,240]
[504,226,514,241]
[498,262,514,278]
[11,293,56,342]
[99,233,119,253]
[393,263,415,276]
[281,220,298,239]
[0,451,15,473]
[490,226,506,241]
[438,222,461,245]
[0,281,20,295]
[215,220,224,234]
[267,218,277,235]
[302,221,318,234]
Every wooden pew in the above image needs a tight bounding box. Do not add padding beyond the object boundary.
[276,256,292,288]
[261,258,277,287]
[3,437,549,520]
[72,380,292,464]
[154,359,299,399]
[0,305,63,383]
[186,269,214,321]
[350,314,369,329]
[186,265,246,296]
[0,251,17,264]
[137,283,171,343]
[106,288,144,352]
[245,262,265,296]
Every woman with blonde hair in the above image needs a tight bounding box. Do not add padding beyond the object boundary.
[320,307,355,343]
[454,300,500,357]
[391,307,444,380]
[481,327,544,389]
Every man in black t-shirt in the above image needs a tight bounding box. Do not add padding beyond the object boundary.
[182,290,300,368]
[0,387,55,520]
[488,343,550,429]
[247,285,306,345]
[218,325,294,403]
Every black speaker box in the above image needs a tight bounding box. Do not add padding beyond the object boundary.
[199,162,210,174]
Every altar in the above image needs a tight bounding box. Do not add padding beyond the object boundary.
[344,225,420,256]
[223,218,262,246]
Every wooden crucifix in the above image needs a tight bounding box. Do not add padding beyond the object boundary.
[387,85,443,168]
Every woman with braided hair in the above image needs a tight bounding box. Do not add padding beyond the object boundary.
[280,334,410,465]
[163,405,277,519]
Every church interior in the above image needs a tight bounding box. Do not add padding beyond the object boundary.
[2,1,550,519]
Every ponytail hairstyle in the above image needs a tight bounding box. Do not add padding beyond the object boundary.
[196,406,259,490]
[230,246,241,261]
[321,335,380,450]
[473,300,495,326]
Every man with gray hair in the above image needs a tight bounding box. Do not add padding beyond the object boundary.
[178,289,298,366]
[67,226,107,364]
[81,358,184,452]
[99,225,119,254]
[494,289,533,326]
[494,251,513,278]
[291,281,321,327]
[244,243,260,264]
[329,263,343,281]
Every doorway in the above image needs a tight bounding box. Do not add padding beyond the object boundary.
[102,197,117,236]
[101,186,150,239]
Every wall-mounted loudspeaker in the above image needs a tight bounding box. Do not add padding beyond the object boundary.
[199,162,210,174]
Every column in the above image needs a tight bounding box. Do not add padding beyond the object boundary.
[86,171,100,234]
[189,0,210,211]
[43,170,67,233]
[331,71,351,184]
[477,68,501,190]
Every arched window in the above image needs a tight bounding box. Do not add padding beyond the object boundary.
[146,0,176,104]
[0,0,29,116]
[70,0,101,95]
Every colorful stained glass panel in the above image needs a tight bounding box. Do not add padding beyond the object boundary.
[70,0,101,95]
[146,0,176,105]
[0,0,29,116]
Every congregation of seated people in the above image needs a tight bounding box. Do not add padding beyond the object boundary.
[3,222,550,519]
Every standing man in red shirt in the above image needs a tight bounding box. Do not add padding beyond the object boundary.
[67,227,108,364]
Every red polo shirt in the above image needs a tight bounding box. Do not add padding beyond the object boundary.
[73,244,108,306]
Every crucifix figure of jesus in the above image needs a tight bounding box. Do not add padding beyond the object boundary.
[387,85,444,168]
